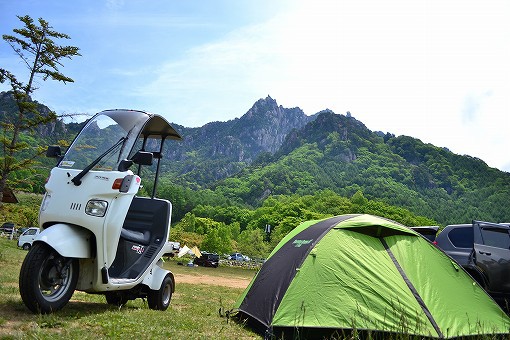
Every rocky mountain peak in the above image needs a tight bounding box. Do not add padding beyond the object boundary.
[232,96,313,154]
[163,96,319,183]
[252,95,277,109]
[244,95,290,120]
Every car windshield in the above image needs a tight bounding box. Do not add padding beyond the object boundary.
[59,110,149,171]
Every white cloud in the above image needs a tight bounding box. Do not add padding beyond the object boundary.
[132,0,509,170]
[3,0,507,170]
[135,21,284,124]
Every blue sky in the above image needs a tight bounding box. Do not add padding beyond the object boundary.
[1,0,509,172]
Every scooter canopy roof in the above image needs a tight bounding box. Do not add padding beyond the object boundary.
[101,109,182,141]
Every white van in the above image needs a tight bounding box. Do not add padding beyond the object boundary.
[17,227,40,250]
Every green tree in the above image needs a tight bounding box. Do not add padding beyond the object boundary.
[200,228,221,253]
[351,190,368,206]
[201,224,232,254]
[237,228,268,258]
[169,224,204,248]
[0,15,80,204]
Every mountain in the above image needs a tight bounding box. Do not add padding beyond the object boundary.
[2,92,509,225]
[210,110,510,225]
[0,91,70,139]
[163,96,315,186]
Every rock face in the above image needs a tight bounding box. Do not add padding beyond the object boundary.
[0,92,317,185]
[231,96,314,156]
[163,96,317,184]
[0,91,68,138]
[172,96,315,163]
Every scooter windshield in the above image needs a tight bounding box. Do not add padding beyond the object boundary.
[59,110,149,171]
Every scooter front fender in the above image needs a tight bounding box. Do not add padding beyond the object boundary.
[35,223,92,258]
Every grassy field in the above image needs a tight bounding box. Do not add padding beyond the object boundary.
[2,236,509,340]
[0,237,259,339]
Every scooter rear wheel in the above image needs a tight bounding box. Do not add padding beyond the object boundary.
[19,243,79,314]
[147,274,173,311]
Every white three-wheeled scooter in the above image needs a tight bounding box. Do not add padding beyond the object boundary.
[19,109,182,313]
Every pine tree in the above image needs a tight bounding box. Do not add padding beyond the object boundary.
[0,15,80,204]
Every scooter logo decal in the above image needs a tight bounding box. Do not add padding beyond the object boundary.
[94,175,110,181]
[131,245,145,254]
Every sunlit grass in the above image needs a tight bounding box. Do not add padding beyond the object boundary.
[0,237,258,339]
[2,237,508,339]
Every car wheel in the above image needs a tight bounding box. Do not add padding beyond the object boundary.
[22,243,31,251]
[147,274,173,311]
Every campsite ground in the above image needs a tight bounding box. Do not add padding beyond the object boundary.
[0,237,259,339]
[173,267,252,289]
[2,237,509,339]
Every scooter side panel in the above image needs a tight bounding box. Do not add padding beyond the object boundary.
[35,223,92,258]
[76,259,96,291]
[104,193,138,267]
[141,261,174,291]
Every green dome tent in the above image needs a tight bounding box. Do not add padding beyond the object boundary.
[233,214,510,338]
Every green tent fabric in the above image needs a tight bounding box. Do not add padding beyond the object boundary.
[233,214,510,338]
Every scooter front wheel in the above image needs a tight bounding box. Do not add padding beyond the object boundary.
[147,274,173,311]
[19,243,79,314]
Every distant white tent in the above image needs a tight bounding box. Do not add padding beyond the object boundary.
[177,245,190,258]
[177,245,201,258]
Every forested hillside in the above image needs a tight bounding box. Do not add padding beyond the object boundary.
[2,92,509,234]
[206,110,510,225]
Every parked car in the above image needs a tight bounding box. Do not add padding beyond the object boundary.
[434,221,510,308]
[164,241,181,257]
[193,252,219,268]
[229,253,246,261]
[410,226,439,242]
[17,227,40,250]
[1,222,15,234]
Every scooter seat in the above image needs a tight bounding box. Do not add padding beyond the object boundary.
[120,228,150,245]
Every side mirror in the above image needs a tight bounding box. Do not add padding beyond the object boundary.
[131,151,153,166]
[118,159,134,172]
[46,145,62,158]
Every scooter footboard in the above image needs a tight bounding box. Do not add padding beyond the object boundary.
[35,223,92,258]
[109,238,148,278]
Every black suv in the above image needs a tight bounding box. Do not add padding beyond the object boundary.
[410,226,439,242]
[1,222,15,233]
[193,252,219,268]
[434,221,510,307]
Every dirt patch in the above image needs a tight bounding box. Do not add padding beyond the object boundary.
[175,273,250,289]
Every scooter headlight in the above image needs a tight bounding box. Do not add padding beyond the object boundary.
[85,200,108,217]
